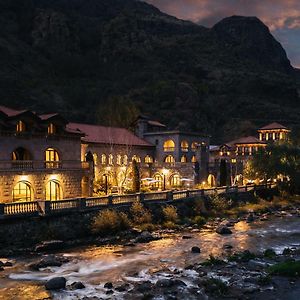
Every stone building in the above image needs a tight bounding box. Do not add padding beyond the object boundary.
[209,122,290,185]
[0,106,90,203]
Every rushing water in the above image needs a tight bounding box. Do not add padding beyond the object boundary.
[1,215,300,299]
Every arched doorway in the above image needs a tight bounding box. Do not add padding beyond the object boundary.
[207,174,216,187]
[152,173,163,190]
[170,174,181,188]
[46,180,62,201]
[45,148,60,168]
[12,181,33,202]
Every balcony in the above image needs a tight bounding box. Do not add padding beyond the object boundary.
[0,160,87,171]
[164,147,175,152]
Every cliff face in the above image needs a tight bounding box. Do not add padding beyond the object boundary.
[0,0,299,142]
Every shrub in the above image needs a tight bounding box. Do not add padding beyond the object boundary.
[268,260,300,277]
[162,221,179,230]
[92,209,131,234]
[130,201,152,225]
[162,205,179,223]
[192,215,206,226]
[209,194,233,211]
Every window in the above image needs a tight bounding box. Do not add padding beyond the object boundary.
[101,154,107,165]
[46,180,62,201]
[180,155,187,163]
[48,123,56,135]
[13,181,32,202]
[181,140,189,152]
[109,154,113,165]
[170,174,181,187]
[153,174,163,189]
[117,154,122,165]
[163,140,175,152]
[164,155,175,163]
[132,155,141,163]
[191,142,198,152]
[45,148,60,168]
[12,147,32,161]
[16,120,26,133]
[191,155,197,163]
[123,155,128,165]
[145,155,153,164]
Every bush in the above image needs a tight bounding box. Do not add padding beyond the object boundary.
[268,260,300,277]
[209,194,233,211]
[162,221,179,230]
[192,215,206,226]
[162,205,179,223]
[130,201,152,225]
[92,209,131,234]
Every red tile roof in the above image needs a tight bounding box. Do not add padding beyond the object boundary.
[259,122,289,130]
[0,106,27,117]
[67,123,154,147]
[233,136,266,145]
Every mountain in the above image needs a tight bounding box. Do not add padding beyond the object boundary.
[0,0,299,142]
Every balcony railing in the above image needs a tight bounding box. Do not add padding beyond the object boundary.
[0,160,88,171]
[164,147,175,152]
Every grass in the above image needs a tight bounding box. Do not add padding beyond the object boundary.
[268,260,300,277]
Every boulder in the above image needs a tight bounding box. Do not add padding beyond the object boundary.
[191,246,201,253]
[115,283,130,292]
[28,255,69,270]
[246,214,255,223]
[182,235,192,239]
[134,231,155,243]
[35,240,64,252]
[70,282,85,290]
[216,226,232,235]
[104,282,113,289]
[45,277,66,290]
[136,281,153,293]
[223,244,233,250]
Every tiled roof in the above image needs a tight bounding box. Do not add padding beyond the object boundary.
[233,136,266,145]
[39,113,60,120]
[0,106,27,117]
[259,122,289,130]
[67,123,154,147]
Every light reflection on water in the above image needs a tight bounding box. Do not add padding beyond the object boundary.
[2,216,300,299]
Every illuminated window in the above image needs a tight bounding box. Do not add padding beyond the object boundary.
[16,120,26,133]
[164,155,175,163]
[180,155,187,163]
[163,140,175,152]
[191,142,198,151]
[46,180,62,201]
[117,154,122,165]
[13,181,32,202]
[145,155,153,163]
[181,140,189,152]
[191,155,197,163]
[170,174,181,187]
[93,153,98,166]
[101,154,107,165]
[45,148,60,168]
[47,123,56,135]
[123,155,128,165]
[153,174,163,189]
[132,155,141,163]
[109,154,113,165]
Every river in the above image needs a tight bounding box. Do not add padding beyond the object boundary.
[0,215,299,299]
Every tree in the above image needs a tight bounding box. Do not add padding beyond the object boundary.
[245,143,300,194]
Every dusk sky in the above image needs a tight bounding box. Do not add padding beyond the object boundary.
[146,0,300,68]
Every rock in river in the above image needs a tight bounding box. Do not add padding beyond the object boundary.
[191,246,201,253]
[216,225,232,235]
[45,277,66,290]
[35,240,64,252]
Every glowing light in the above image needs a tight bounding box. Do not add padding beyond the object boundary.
[162,168,169,175]
[19,175,29,181]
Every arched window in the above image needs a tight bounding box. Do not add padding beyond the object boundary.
[45,148,60,168]
[47,123,56,135]
[13,181,33,202]
[46,180,62,201]
[164,155,175,163]
[123,155,128,165]
[163,140,175,152]
[153,174,163,189]
[101,154,107,165]
[170,174,181,187]
[132,155,141,163]
[180,155,187,163]
[12,147,33,169]
[145,155,153,164]
[109,154,113,165]
[181,140,189,152]
[191,155,197,163]
[191,142,198,152]
[16,120,26,133]
[116,154,122,165]
[93,153,98,166]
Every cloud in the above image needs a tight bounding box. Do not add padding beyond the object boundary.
[145,0,300,66]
